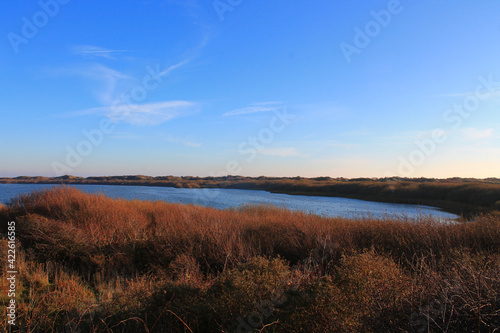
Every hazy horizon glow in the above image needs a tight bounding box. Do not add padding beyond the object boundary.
[1,1,499,178]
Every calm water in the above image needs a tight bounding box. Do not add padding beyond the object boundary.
[0,184,458,221]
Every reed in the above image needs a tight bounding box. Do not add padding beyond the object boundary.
[0,187,498,332]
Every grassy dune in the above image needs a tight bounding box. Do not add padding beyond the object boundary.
[0,187,499,332]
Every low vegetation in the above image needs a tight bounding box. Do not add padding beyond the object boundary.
[0,187,499,332]
[2,175,500,216]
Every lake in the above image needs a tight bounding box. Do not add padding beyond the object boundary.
[0,183,458,221]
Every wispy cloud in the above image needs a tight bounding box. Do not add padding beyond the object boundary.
[259,147,300,157]
[87,64,130,104]
[156,59,190,78]
[164,134,201,147]
[51,57,195,121]
[86,60,189,105]
[72,45,129,59]
[68,101,200,126]
[52,38,209,126]
[43,63,130,105]
[461,128,494,140]
[223,102,283,117]
[223,102,284,116]
[223,106,279,116]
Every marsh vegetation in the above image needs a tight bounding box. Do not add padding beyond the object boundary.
[0,187,499,332]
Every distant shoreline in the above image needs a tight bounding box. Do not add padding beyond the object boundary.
[1,176,499,217]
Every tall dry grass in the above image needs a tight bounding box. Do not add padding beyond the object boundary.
[0,186,499,332]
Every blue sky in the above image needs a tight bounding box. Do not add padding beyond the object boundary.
[1,0,500,178]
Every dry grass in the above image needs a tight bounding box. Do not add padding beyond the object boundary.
[0,186,499,332]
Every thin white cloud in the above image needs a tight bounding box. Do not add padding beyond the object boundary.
[52,57,195,119]
[52,37,209,126]
[259,147,300,157]
[461,128,494,140]
[87,64,130,104]
[157,59,190,78]
[44,64,130,105]
[164,134,201,147]
[72,45,129,59]
[87,60,189,105]
[69,101,200,126]
[55,42,197,106]
[223,102,284,116]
